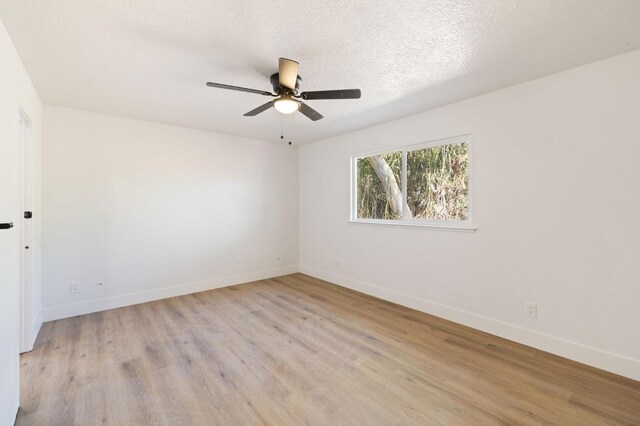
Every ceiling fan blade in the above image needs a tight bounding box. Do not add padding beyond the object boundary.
[278,58,299,90]
[243,101,273,116]
[300,89,361,100]
[298,102,324,121]
[206,82,273,96]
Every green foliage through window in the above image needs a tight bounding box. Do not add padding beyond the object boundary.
[355,141,469,222]
[407,143,468,220]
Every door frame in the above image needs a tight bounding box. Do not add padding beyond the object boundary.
[19,108,33,353]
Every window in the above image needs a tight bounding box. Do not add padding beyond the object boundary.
[351,135,472,229]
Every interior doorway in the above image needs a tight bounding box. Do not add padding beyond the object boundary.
[19,109,33,353]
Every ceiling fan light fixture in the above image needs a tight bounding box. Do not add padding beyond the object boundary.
[273,96,300,114]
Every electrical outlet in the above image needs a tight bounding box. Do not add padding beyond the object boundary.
[526,302,537,318]
[70,282,80,294]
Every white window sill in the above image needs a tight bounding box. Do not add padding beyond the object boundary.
[348,219,477,232]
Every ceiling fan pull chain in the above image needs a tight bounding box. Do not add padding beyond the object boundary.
[280,114,284,141]
[286,115,292,145]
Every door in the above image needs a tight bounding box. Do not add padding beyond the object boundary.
[19,110,33,353]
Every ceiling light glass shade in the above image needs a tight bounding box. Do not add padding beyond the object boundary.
[273,96,300,114]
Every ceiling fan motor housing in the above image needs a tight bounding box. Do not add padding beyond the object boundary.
[270,73,302,94]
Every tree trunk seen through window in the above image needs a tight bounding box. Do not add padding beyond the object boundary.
[366,156,412,219]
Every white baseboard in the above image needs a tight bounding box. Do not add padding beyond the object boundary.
[299,265,640,382]
[43,265,298,322]
[30,309,43,348]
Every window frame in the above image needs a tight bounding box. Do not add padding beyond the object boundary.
[349,134,475,231]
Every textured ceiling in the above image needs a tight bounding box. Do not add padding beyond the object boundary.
[2,1,640,144]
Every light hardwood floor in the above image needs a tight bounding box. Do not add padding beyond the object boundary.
[17,274,640,425]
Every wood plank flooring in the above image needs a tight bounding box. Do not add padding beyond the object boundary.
[17,273,640,425]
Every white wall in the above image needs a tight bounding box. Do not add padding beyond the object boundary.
[0,18,43,426]
[299,49,640,381]
[42,106,298,320]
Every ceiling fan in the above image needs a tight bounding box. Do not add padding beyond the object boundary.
[206,58,361,121]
